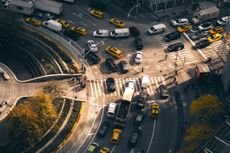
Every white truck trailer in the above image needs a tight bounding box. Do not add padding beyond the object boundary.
[110,28,130,38]
[192,7,220,24]
[42,20,62,32]
[35,0,63,15]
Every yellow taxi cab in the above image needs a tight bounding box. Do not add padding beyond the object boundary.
[25,17,42,26]
[56,19,70,28]
[111,128,122,144]
[109,18,125,28]
[99,147,110,153]
[209,26,224,35]
[208,33,223,43]
[151,103,159,118]
[71,26,87,36]
[105,46,123,59]
[177,24,192,33]
[90,9,104,19]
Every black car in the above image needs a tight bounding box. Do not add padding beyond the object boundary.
[164,31,181,42]
[106,77,115,93]
[64,30,79,41]
[119,60,129,74]
[85,51,100,65]
[128,128,142,147]
[166,42,184,52]
[137,91,148,110]
[105,58,117,72]
[134,37,144,50]
[97,121,110,137]
[129,26,140,37]
[135,111,145,126]
[195,39,210,49]
[159,85,169,99]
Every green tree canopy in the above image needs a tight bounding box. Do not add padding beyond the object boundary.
[5,92,58,153]
[190,95,224,122]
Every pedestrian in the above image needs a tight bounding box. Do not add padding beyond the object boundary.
[80,82,86,89]
[165,54,168,61]
[141,66,144,73]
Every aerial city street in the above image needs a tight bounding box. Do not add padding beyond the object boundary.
[0,0,230,153]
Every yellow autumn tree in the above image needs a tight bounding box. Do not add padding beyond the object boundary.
[5,92,58,153]
[190,95,224,122]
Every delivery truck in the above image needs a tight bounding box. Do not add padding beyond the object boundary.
[110,28,130,38]
[192,7,220,24]
[35,0,63,15]
[115,80,135,128]
[42,20,62,32]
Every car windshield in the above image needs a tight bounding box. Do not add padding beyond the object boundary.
[96,31,101,34]
[175,19,180,23]
[150,27,156,31]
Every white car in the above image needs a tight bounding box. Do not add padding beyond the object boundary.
[141,74,150,88]
[198,22,213,31]
[3,71,10,80]
[135,51,143,64]
[127,80,135,89]
[93,29,109,37]
[171,18,189,26]
[217,16,230,25]
[87,40,98,52]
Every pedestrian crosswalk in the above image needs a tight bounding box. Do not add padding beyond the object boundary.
[88,76,167,98]
[154,34,199,65]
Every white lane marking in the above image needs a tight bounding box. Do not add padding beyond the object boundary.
[75,98,98,153]
[79,21,88,27]
[130,148,135,153]
[146,120,157,153]
[87,20,96,26]
[83,98,105,153]
[183,33,207,60]
[110,145,117,153]
[121,78,126,95]
[114,78,119,96]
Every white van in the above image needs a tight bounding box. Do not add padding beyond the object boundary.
[148,23,166,35]
[141,74,150,88]
[110,28,129,38]
[107,102,117,118]
[42,20,62,32]
[93,29,109,37]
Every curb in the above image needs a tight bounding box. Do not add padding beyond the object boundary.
[54,101,84,152]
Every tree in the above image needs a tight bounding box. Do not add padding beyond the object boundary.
[178,123,216,153]
[5,93,58,153]
[42,81,65,100]
[190,95,224,123]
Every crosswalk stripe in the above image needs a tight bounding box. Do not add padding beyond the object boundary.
[93,80,98,97]
[148,77,155,94]
[161,76,166,85]
[96,80,101,96]
[89,76,169,98]
[90,80,95,98]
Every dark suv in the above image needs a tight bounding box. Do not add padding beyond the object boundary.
[85,51,100,64]
[164,31,181,42]
[166,42,184,52]
[134,37,144,50]
[105,58,117,72]
[64,30,79,41]
[119,60,128,74]
[106,77,115,92]
[137,91,148,110]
